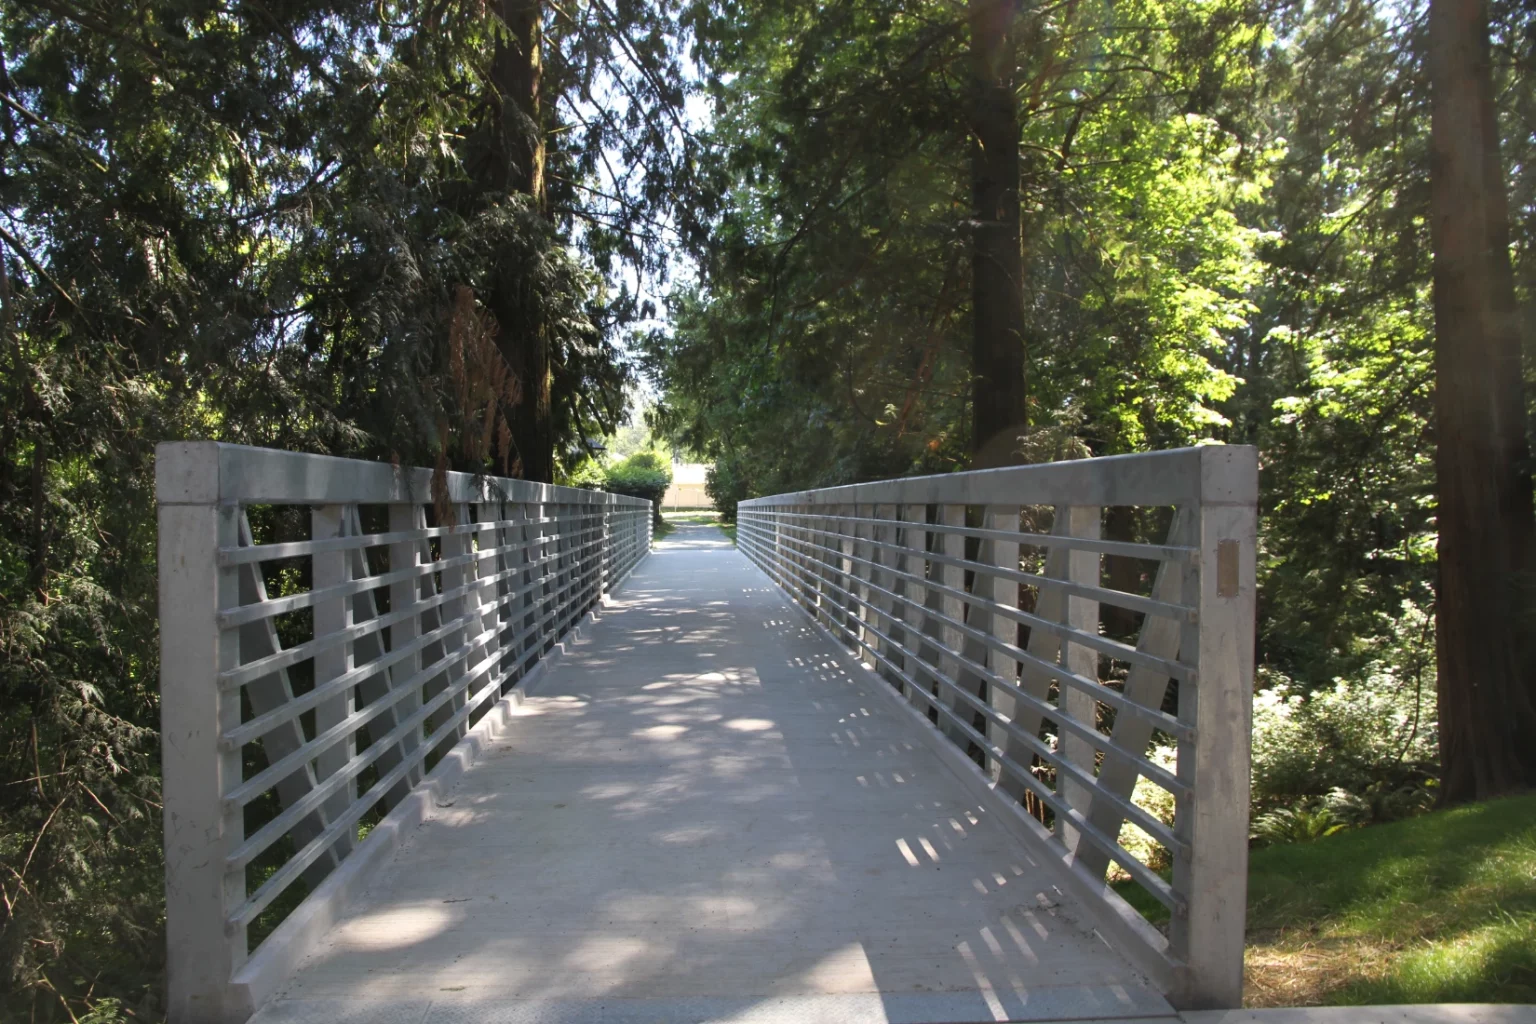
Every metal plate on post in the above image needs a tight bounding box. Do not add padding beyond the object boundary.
[1217,539,1239,598]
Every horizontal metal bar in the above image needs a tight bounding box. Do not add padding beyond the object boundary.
[753,509,1196,564]
[218,512,598,566]
[745,527,1192,790]
[814,569,1190,840]
[226,649,517,930]
[224,575,577,809]
[219,542,560,692]
[216,522,602,629]
[737,520,1194,737]
[749,513,1195,624]
[741,536,1183,910]
[225,558,608,869]
[222,557,586,745]
[157,440,655,507]
[737,446,1257,511]
[747,514,1195,683]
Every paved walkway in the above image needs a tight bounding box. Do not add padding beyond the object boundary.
[252,524,1172,1024]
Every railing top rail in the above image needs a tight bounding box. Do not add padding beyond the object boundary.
[156,440,653,508]
[738,445,1257,510]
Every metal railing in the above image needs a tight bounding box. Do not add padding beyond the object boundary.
[736,446,1256,1009]
[157,442,651,1022]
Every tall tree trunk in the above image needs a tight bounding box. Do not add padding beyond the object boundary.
[489,0,554,482]
[1427,0,1536,803]
[968,0,1027,457]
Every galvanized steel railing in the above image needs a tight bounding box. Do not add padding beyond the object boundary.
[156,442,650,1021]
[736,446,1256,1009]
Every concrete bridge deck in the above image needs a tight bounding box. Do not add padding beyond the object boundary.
[250,523,1174,1024]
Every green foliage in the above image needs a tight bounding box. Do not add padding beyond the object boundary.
[1244,794,1536,1004]
[1250,803,1351,845]
[704,455,751,522]
[604,451,672,526]
[645,0,1536,728]
[606,407,668,464]
[2,0,1534,1015]
[1251,608,1438,819]
[0,0,704,1015]
[1117,794,1536,1006]
[1118,745,1178,874]
[652,0,1271,492]
[1231,0,1440,688]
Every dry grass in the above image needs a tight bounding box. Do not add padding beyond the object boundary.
[1244,934,1404,1007]
[1115,792,1536,1006]
[1238,792,1536,1006]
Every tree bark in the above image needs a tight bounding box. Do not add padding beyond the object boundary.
[488,0,554,482]
[968,0,1027,456]
[1427,0,1536,802]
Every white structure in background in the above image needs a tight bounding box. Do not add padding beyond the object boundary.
[663,459,711,510]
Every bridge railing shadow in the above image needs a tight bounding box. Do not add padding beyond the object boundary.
[734,447,1260,1010]
[279,530,1170,1023]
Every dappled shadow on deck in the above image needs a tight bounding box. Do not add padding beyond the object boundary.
[250,524,1172,1024]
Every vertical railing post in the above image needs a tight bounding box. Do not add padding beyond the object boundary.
[774,507,785,584]
[387,503,425,791]
[1171,446,1257,1008]
[936,503,970,745]
[440,501,472,741]
[535,489,555,651]
[158,442,246,1023]
[981,505,1022,784]
[586,498,601,609]
[474,497,504,700]
[848,503,872,650]
[504,498,534,678]
[839,503,859,636]
[601,499,613,595]
[884,504,912,692]
[310,505,356,862]
[899,501,931,709]
[1057,504,1101,852]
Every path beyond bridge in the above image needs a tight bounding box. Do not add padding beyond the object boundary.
[248,523,1173,1024]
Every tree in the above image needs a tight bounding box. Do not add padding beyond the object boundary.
[1230,0,1439,688]
[0,0,706,1014]
[969,0,1028,456]
[654,0,1265,487]
[1426,0,1536,801]
[483,0,555,481]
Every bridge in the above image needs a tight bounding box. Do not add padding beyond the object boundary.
[156,442,1257,1024]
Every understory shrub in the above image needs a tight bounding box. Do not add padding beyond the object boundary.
[1120,744,1179,873]
[705,455,750,522]
[1117,606,1438,863]
[603,450,671,526]
[1252,672,1436,818]
[1249,607,1438,842]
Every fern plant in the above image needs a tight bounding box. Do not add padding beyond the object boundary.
[1251,804,1351,846]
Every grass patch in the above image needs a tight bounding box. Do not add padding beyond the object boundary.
[662,510,722,524]
[652,517,675,540]
[659,510,736,544]
[1115,792,1536,1006]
